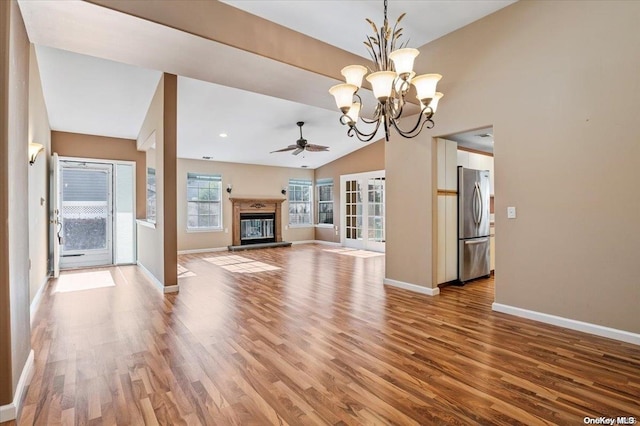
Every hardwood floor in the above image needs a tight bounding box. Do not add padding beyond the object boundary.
[19,244,640,425]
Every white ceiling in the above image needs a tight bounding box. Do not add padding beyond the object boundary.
[20,0,514,168]
[444,126,494,154]
[221,1,516,58]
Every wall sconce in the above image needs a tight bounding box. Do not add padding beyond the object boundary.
[28,143,44,166]
[281,188,287,196]
[226,184,232,194]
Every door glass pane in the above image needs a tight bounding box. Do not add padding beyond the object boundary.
[115,164,135,264]
[61,168,109,251]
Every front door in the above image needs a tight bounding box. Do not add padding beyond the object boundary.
[341,170,385,252]
[59,161,113,268]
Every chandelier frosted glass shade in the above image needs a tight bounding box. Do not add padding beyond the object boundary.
[329,83,358,112]
[389,48,419,77]
[328,0,443,142]
[366,71,397,102]
[341,65,368,88]
[412,74,442,103]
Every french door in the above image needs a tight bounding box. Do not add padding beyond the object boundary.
[340,170,385,252]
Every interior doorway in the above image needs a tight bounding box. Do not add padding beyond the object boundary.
[340,170,385,252]
[435,127,495,286]
[51,156,136,273]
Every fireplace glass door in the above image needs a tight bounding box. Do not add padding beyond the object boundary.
[240,214,275,245]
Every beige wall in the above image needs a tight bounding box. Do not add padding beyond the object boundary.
[51,131,146,218]
[387,1,640,333]
[136,74,178,287]
[177,159,314,251]
[314,140,385,243]
[28,45,51,305]
[0,0,32,405]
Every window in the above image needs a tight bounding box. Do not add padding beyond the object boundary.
[316,178,334,225]
[288,178,312,225]
[187,173,222,230]
[146,167,156,223]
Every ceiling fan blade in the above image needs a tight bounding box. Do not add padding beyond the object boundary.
[305,144,329,152]
[270,145,297,153]
[292,148,304,155]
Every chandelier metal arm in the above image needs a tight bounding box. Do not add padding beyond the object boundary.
[345,118,383,142]
[389,108,435,138]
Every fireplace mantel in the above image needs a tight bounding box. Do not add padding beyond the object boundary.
[229,197,286,246]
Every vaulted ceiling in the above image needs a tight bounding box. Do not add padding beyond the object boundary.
[19,0,515,168]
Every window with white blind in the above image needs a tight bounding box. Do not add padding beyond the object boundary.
[187,173,222,230]
[316,178,334,225]
[288,178,312,226]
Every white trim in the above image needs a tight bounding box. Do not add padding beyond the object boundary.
[185,227,223,233]
[163,285,179,294]
[291,240,342,247]
[0,350,35,422]
[136,261,180,294]
[492,303,640,346]
[136,219,156,229]
[178,246,228,255]
[30,274,50,327]
[383,278,440,296]
[315,223,334,228]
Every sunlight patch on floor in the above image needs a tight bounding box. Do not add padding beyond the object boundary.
[323,248,385,258]
[204,255,280,273]
[55,270,115,293]
[178,264,196,278]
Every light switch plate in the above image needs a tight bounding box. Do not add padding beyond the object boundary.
[507,206,517,219]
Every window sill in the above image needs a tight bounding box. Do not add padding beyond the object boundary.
[288,224,314,229]
[137,219,156,229]
[186,228,223,233]
[315,223,334,228]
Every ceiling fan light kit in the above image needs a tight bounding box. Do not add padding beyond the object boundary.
[329,0,444,142]
[270,121,329,156]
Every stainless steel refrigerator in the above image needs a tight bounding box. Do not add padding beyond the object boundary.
[458,166,491,283]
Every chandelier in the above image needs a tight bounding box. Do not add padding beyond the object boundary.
[329,0,443,142]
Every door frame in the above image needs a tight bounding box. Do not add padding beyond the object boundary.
[52,156,137,271]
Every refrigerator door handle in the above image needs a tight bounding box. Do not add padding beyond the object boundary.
[473,182,481,225]
[477,182,483,225]
[465,238,489,245]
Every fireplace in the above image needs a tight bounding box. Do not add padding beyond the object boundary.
[240,213,275,245]
[229,197,287,248]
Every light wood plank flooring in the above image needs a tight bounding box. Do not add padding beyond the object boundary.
[18,244,640,425]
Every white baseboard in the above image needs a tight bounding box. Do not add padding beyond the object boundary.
[178,246,228,255]
[292,240,342,247]
[30,274,50,327]
[136,261,180,294]
[383,278,440,296]
[492,303,640,346]
[0,349,35,422]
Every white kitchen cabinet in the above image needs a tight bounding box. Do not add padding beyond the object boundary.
[436,138,459,284]
[459,150,494,196]
[445,196,457,281]
[490,225,495,272]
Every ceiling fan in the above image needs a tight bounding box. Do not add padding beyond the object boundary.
[270,121,329,155]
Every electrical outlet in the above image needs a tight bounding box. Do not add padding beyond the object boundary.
[507,206,517,219]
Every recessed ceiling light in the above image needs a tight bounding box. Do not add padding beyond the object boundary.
[301,165,309,168]
[219,133,228,138]
[202,156,213,160]
[476,133,493,138]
